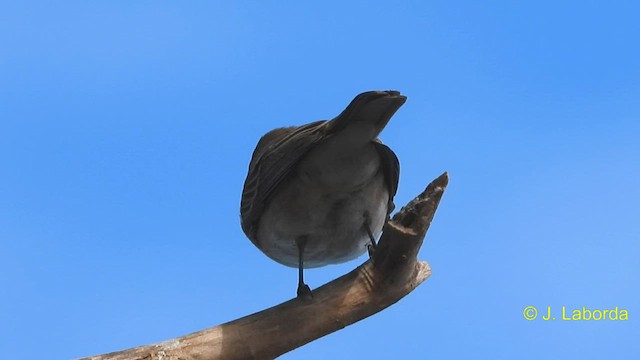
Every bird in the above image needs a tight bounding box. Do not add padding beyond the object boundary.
[240,90,406,299]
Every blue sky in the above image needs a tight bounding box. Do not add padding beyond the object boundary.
[1,1,638,359]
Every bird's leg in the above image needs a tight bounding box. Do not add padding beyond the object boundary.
[364,217,377,257]
[296,237,312,300]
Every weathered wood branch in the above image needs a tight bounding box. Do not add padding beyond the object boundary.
[80,172,449,360]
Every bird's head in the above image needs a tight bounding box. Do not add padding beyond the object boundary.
[326,90,406,141]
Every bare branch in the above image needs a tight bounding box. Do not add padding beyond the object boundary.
[80,172,449,360]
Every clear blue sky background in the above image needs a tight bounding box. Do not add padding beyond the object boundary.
[1,1,638,359]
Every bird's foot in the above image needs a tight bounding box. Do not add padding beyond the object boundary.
[364,218,378,258]
[297,283,313,300]
[367,241,377,258]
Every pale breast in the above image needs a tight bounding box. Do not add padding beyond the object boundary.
[255,152,389,268]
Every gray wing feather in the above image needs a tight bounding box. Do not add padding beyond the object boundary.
[240,120,327,243]
[373,140,400,214]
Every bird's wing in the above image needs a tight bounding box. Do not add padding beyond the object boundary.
[240,120,327,243]
[373,140,400,214]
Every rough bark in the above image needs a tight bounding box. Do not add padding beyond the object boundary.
[80,172,449,360]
